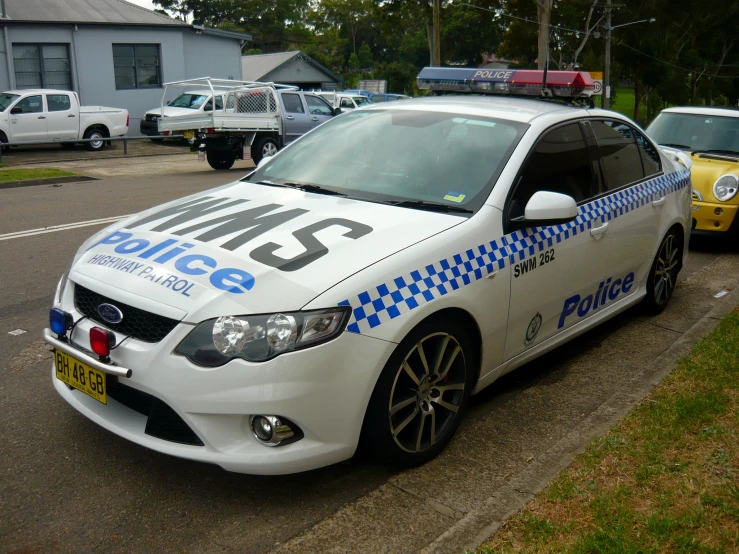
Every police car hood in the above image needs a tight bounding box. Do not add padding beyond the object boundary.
[70,181,465,323]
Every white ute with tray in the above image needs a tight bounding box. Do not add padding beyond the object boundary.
[156,78,339,169]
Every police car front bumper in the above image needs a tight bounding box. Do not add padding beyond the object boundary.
[50,301,396,475]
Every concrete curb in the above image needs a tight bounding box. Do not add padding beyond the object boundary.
[2,150,189,168]
[0,175,98,190]
[422,282,739,554]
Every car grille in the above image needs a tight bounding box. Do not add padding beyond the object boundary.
[74,284,180,343]
[106,375,204,446]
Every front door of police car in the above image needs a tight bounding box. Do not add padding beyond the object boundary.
[503,122,609,360]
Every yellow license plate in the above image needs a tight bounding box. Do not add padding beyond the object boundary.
[55,350,107,404]
[183,130,195,139]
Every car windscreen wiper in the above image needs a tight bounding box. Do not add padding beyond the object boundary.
[659,143,692,150]
[693,149,739,157]
[282,182,348,196]
[387,200,473,214]
[251,180,347,196]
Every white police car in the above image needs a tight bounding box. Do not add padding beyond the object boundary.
[45,68,691,474]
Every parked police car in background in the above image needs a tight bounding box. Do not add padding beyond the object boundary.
[45,67,691,475]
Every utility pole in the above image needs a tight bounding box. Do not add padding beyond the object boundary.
[604,0,612,109]
[433,0,441,66]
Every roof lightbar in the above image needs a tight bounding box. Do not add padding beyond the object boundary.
[417,67,595,98]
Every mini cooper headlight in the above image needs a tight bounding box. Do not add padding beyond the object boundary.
[713,174,738,202]
[175,307,351,366]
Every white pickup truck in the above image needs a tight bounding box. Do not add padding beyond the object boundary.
[0,89,129,151]
[157,78,338,169]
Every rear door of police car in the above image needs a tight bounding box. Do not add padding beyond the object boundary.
[585,119,664,301]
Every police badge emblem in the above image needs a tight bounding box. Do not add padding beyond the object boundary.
[524,312,542,345]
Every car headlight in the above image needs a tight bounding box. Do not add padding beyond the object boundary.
[174,307,351,366]
[713,174,738,202]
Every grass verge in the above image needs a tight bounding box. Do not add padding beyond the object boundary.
[595,87,635,120]
[0,168,77,182]
[472,307,739,554]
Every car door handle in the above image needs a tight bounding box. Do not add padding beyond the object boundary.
[38,116,46,119]
[311,117,319,121]
[652,196,666,207]
[590,221,609,237]
[67,114,75,118]
[285,115,295,120]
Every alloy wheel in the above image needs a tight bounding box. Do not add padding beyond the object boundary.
[262,141,278,158]
[654,234,679,304]
[388,332,466,453]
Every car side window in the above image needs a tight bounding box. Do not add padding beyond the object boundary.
[634,129,661,177]
[305,95,334,116]
[508,123,594,221]
[203,98,213,111]
[14,95,43,114]
[47,94,71,112]
[590,120,645,190]
[215,96,224,110]
[282,93,304,114]
[340,97,354,108]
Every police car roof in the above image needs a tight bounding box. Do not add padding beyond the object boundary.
[363,94,589,124]
[660,106,739,118]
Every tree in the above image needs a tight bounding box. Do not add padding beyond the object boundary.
[533,0,552,69]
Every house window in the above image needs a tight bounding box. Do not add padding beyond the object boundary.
[13,44,71,90]
[113,44,161,89]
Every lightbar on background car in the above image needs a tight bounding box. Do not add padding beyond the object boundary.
[417,67,595,98]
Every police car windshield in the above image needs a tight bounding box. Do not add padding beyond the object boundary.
[248,109,526,213]
[647,112,739,154]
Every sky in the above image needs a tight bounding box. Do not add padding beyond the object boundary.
[127,0,158,12]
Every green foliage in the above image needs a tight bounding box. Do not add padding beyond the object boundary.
[357,42,373,68]
[152,0,739,106]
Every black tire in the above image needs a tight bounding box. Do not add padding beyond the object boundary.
[360,316,476,467]
[206,151,236,170]
[150,138,165,143]
[0,131,8,152]
[251,136,279,165]
[83,128,106,151]
[644,229,682,314]
[60,143,76,150]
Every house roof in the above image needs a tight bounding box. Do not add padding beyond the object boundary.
[241,51,341,83]
[1,0,186,25]
[0,0,252,40]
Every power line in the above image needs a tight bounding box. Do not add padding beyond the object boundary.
[616,42,739,79]
[460,2,739,78]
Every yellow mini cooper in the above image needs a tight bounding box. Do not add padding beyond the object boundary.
[647,107,739,237]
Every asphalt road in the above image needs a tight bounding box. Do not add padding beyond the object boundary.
[1,167,737,554]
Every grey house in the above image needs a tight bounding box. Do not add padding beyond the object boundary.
[0,0,251,128]
[241,51,341,90]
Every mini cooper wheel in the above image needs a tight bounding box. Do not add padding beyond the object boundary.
[645,230,681,313]
[361,317,475,467]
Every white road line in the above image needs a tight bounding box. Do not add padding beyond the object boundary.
[0,215,130,241]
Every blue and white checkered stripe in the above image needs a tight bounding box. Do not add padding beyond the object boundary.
[340,169,690,334]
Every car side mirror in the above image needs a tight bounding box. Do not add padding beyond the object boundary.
[510,191,578,230]
[659,145,693,170]
[334,107,342,116]
[10,107,22,114]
